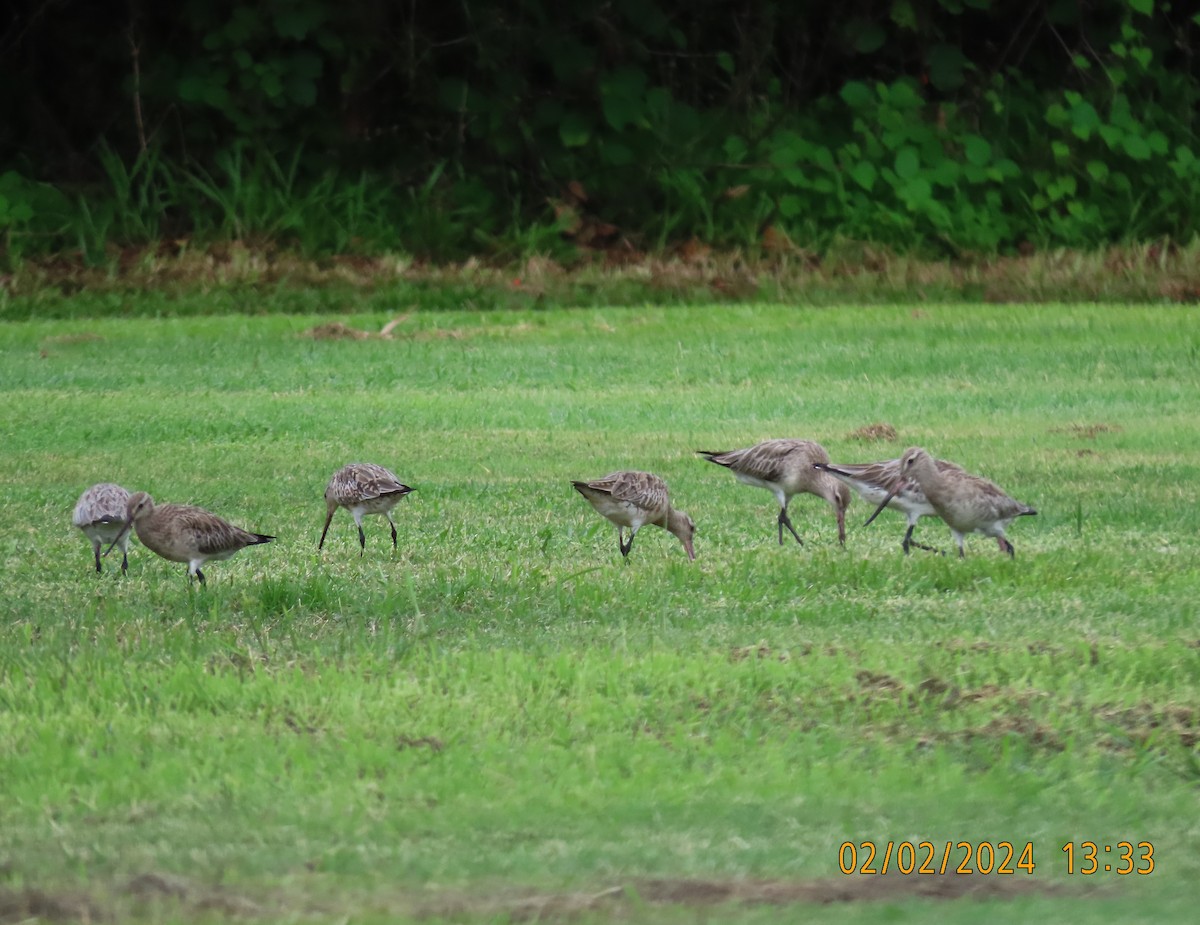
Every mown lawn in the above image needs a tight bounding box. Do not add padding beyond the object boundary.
[0,303,1197,923]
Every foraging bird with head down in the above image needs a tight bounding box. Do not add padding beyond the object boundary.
[572,470,695,560]
[319,463,414,555]
[698,439,849,547]
[814,457,982,555]
[73,482,132,574]
[107,491,275,584]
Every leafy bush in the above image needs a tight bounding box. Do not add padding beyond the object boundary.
[1,0,1198,261]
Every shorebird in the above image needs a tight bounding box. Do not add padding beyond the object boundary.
[73,482,132,573]
[814,458,968,555]
[319,463,414,555]
[698,440,850,546]
[572,470,695,560]
[106,491,274,584]
[867,447,1037,558]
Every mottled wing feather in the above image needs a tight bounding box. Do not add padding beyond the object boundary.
[823,458,964,499]
[73,483,131,528]
[159,505,261,554]
[577,471,669,514]
[967,476,1032,521]
[329,463,409,504]
[820,460,904,493]
[716,439,827,482]
[605,471,669,512]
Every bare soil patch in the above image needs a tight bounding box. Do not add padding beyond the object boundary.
[427,874,1080,921]
[1049,423,1124,440]
[848,422,899,442]
[0,887,101,924]
[1,871,1088,924]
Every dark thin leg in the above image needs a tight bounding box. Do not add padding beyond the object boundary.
[619,528,633,557]
[957,545,966,559]
[902,525,942,555]
[121,552,128,574]
[836,506,846,547]
[778,508,803,546]
[195,568,207,585]
[358,525,366,556]
[1002,538,1015,558]
[390,520,398,549]
[93,544,102,573]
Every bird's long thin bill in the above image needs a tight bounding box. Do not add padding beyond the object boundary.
[863,489,899,527]
[102,522,131,557]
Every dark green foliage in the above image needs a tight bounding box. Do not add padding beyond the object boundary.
[2,1,1199,259]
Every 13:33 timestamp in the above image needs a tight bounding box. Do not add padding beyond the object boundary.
[1062,841,1154,875]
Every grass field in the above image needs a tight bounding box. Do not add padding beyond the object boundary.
[0,302,1198,923]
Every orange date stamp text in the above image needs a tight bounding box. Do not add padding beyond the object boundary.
[838,840,1036,876]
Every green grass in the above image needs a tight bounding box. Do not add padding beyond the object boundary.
[1,303,1198,922]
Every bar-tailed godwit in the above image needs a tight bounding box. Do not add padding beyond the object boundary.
[106,492,275,583]
[868,447,1037,558]
[319,463,414,555]
[814,458,969,554]
[698,440,849,546]
[572,470,695,560]
[73,482,132,573]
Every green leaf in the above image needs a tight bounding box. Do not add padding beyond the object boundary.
[963,135,991,166]
[285,74,316,106]
[1128,0,1153,15]
[724,135,748,162]
[177,75,208,103]
[929,159,960,187]
[274,4,325,40]
[886,80,924,109]
[1098,124,1124,148]
[1122,134,1152,160]
[782,167,808,187]
[1069,101,1100,140]
[600,67,649,132]
[779,193,804,218]
[899,177,932,205]
[891,0,917,30]
[1045,103,1068,128]
[840,81,874,109]
[1086,160,1109,181]
[601,142,634,166]
[1147,130,1169,155]
[849,161,877,191]
[894,146,920,179]
[549,40,596,83]
[716,52,735,75]
[1047,175,1076,201]
[558,113,591,148]
[290,51,323,80]
[927,44,968,91]
[1051,140,1071,160]
[853,24,886,54]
